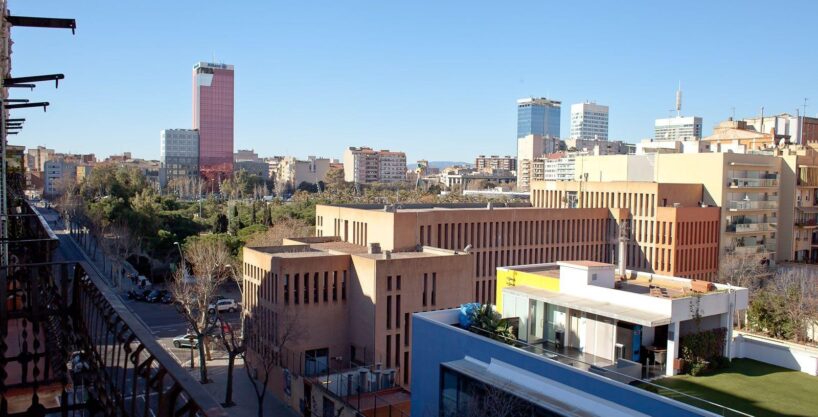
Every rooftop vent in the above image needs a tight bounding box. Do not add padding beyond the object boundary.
[368,242,381,254]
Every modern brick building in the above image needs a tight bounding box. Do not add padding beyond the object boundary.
[474,155,516,172]
[343,147,407,184]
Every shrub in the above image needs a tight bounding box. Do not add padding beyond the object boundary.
[680,327,727,375]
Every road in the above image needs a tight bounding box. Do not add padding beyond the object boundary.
[36,204,298,416]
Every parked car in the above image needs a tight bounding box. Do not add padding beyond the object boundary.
[127,289,152,301]
[160,292,174,304]
[172,334,198,349]
[146,289,168,303]
[208,298,238,314]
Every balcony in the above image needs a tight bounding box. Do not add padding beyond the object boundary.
[1,201,226,417]
[728,200,778,211]
[726,223,776,233]
[732,242,776,255]
[728,177,778,188]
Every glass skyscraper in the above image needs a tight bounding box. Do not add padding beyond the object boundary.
[193,62,234,188]
[517,97,561,139]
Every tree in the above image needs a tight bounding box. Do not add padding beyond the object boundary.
[243,304,304,417]
[718,251,771,329]
[246,217,314,247]
[212,213,229,233]
[262,204,272,226]
[463,382,533,417]
[168,239,232,383]
[771,268,818,342]
[217,311,245,407]
[324,167,346,191]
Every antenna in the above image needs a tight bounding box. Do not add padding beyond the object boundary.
[800,98,809,144]
[675,81,682,117]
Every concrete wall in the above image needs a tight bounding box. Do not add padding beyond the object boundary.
[411,310,716,417]
[732,332,818,376]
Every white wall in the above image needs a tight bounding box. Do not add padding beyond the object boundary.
[732,332,818,376]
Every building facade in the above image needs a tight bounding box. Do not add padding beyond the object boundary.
[276,156,332,189]
[742,113,818,146]
[517,134,562,191]
[570,101,609,141]
[411,307,722,417]
[159,129,199,189]
[531,181,721,280]
[24,145,55,172]
[654,116,703,141]
[573,152,782,264]
[343,147,407,184]
[44,159,76,196]
[193,62,234,186]
[517,97,561,139]
[474,155,516,172]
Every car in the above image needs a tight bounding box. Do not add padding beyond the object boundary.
[146,289,168,303]
[160,292,174,304]
[128,289,152,302]
[172,334,199,349]
[208,298,238,314]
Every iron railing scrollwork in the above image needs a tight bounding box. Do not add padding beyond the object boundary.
[1,260,227,417]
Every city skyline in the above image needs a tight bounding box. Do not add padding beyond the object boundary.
[7,1,818,162]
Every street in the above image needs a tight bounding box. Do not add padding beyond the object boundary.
[37,205,298,417]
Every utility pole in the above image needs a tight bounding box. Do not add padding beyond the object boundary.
[801,98,809,144]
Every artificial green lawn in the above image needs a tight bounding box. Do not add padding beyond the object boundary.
[646,359,818,417]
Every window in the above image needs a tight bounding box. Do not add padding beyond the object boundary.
[396,275,401,290]
[387,275,392,291]
[284,274,290,304]
[342,270,347,300]
[432,272,437,305]
[314,273,319,303]
[396,295,401,328]
[323,272,329,302]
[387,295,392,329]
[305,348,329,376]
[333,271,338,301]
[294,274,299,304]
[304,273,310,304]
[422,273,428,306]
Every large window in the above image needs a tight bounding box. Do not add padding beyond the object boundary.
[305,348,329,376]
[440,367,559,417]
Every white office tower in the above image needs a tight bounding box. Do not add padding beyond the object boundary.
[570,102,609,140]
[654,86,702,140]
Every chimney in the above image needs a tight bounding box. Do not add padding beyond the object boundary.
[368,242,381,254]
[487,201,494,210]
[383,250,392,260]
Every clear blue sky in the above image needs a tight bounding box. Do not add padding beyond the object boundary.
[9,1,818,162]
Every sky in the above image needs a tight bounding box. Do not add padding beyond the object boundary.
[8,1,818,163]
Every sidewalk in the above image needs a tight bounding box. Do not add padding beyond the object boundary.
[192,353,299,417]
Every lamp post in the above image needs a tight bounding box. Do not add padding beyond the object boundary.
[174,241,187,280]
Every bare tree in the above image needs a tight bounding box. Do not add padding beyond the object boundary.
[718,251,771,329]
[245,217,314,247]
[243,304,305,417]
[772,268,818,343]
[168,239,232,383]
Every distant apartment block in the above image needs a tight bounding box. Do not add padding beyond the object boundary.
[438,167,515,190]
[159,129,199,188]
[565,138,632,155]
[534,152,578,181]
[570,101,609,141]
[475,155,516,172]
[654,116,703,141]
[234,149,262,163]
[44,159,77,196]
[343,147,407,184]
[276,156,333,188]
[742,113,818,146]
[517,97,561,139]
[193,62,234,185]
[517,134,562,191]
[25,146,55,172]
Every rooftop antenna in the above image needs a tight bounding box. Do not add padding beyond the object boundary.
[760,106,765,135]
[731,106,735,120]
[675,81,682,117]
[801,98,809,144]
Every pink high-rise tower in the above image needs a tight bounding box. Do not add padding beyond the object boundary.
[193,62,234,189]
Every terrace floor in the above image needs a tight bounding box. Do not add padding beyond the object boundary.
[646,359,818,417]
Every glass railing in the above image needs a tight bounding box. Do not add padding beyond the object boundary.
[729,178,778,187]
[728,200,778,210]
[466,326,752,417]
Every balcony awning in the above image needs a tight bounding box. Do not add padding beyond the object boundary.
[505,286,671,327]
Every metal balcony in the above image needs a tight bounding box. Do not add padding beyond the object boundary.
[727,200,778,211]
[0,202,227,417]
[726,223,776,233]
[728,177,778,188]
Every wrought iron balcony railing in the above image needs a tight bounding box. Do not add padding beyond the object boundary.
[1,260,227,417]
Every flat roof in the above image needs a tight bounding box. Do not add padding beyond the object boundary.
[505,286,671,327]
[558,260,613,268]
[444,358,649,417]
[308,241,368,254]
